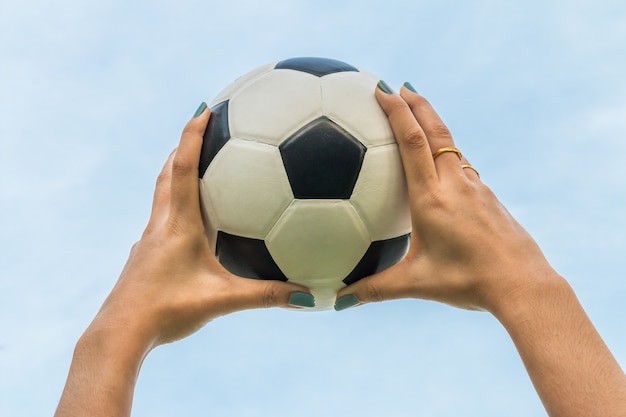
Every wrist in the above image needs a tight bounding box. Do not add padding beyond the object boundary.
[76,321,152,382]
[75,310,158,386]
[483,270,626,417]
[55,320,153,416]
[485,268,572,329]
[79,310,157,361]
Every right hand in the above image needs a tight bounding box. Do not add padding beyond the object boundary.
[336,83,560,312]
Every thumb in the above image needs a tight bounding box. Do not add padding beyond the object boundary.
[233,277,317,310]
[334,259,416,311]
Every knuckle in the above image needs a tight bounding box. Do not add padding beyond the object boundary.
[170,156,194,177]
[452,180,478,202]
[263,284,280,308]
[167,215,207,242]
[364,281,385,303]
[166,216,185,236]
[182,119,204,137]
[404,91,428,109]
[382,95,411,117]
[401,127,429,152]
[155,169,171,188]
[417,189,449,215]
[429,123,452,138]
[129,240,141,256]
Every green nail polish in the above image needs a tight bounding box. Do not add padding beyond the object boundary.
[193,102,208,118]
[403,81,418,93]
[334,294,361,311]
[289,292,315,308]
[377,80,394,94]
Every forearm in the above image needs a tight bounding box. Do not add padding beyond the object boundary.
[491,273,626,417]
[54,324,151,417]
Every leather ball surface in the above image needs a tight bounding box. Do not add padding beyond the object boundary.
[199,57,411,310]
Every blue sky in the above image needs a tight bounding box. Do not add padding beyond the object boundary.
[1,0,625,416]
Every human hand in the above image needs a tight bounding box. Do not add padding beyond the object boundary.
[335,83,558,313]
[55,104,315,417]
[87,104,314,348]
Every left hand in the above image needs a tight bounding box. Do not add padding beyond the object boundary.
[88,105,312,348]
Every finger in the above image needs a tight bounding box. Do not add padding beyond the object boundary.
[400,87,456,153]
[149,148,177,225]
[334,259,417,310]
[375,83,438,196]
[460,156,481,182]
[170,104,211,221]
[400,87,462,172]
[223,277,316,311]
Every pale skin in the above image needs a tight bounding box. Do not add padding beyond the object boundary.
[55,85,626,417]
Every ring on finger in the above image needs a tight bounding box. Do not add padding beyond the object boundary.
[461,164,480,178]
[432,147,462,161]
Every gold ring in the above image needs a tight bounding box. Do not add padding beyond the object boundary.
[432,147,462,161]
[461,164,480,178]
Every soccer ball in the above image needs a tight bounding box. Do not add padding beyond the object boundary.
[198,57,411,310]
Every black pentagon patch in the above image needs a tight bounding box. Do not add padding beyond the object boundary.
[199,100,230,179]
[279,117,366,199]
[343,233,411,286]
[216,231,288,281]
[275,57,359,77]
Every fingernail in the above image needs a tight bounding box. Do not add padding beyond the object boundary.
[403,81,418,93]
[377,80,394,94]
[288,292,316,308]
[193,102,208,118]
[334,294,361,311]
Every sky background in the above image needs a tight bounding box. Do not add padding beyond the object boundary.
[1,0,625,416]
